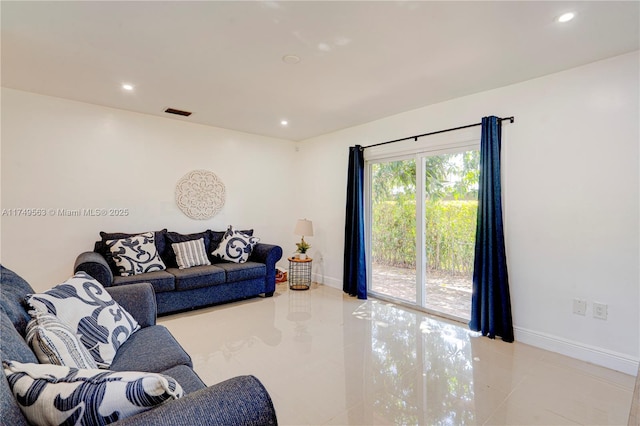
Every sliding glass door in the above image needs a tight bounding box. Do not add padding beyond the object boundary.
[368,148,479,321]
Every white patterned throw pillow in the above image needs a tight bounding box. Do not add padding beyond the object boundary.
[26,311,98,369]
[106,231,166,276]
[3,360,183,426]
[211,225,260,264]
[25,272,140,368]
[172,238,211,269]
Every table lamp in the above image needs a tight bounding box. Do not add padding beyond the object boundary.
[294,219,313,259]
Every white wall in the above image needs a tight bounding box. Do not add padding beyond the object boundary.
[297,51,639,374]
[2,52,638,375]
[1,88,296,290]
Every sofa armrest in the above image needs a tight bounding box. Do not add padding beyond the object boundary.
[74,251,113,287]
[106,283,157,328]
[113,375,277,426]
[250,243,283,295]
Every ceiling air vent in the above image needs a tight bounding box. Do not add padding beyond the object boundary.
[164,108,192,117]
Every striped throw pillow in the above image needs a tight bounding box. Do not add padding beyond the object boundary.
[172,238,211,269]
[26,311,98,369]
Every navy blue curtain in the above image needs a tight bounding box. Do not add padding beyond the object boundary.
[469,116,514,342]
[343,145,367,299]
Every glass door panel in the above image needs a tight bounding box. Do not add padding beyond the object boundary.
[423,151,478,321]
[370,158,417,303]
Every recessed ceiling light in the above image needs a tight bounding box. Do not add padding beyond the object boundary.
[282,55,300,64]
[280,120,289,126]
[557,12,575,23]
[122,83,134,91]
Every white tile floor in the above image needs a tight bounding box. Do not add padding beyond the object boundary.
[159,283,635,425]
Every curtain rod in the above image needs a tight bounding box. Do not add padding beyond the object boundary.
[362,116,515,150]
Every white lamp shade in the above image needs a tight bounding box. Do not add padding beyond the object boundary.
[294,219,314,237]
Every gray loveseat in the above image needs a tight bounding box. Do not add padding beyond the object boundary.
[74,229,283,316]
[0,264,278,425]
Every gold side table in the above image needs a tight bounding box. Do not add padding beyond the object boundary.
[288,257,312,290]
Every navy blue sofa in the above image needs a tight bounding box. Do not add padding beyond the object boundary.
[0,264,278,425]
[74,229,283,316]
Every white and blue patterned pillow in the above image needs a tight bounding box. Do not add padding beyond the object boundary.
[3,360,183,426]
[172,238,211,269]
[106,232,166,276]
[211,225,260,264]
[25,272,140,368]
[26,311,98,369]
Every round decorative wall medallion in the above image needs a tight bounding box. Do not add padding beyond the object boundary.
[175,170,226,220]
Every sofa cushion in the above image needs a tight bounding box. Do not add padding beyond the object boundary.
[4,360,183,426]
[106,232,167,277]
[211,226,260,264]
[113,270,176,294]
[165,231,211,268]
[97,229,168,274]
[25,272,140,368]
[0,265,35,337]
[109,325,193,372]
[172,238,211,269]
[168,265,226,291]
[1,310,38,365]
[216,261,266,283]
[0,327,36,426]
[25,311,98,369]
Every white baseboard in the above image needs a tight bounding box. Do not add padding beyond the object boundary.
[312,273,341,290]
[515,326,639,376]
[310,274,639,376]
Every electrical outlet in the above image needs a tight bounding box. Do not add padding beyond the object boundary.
[593,302,608,320]
[573,299,587,316]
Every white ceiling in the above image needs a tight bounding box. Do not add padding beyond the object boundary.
[2,1,638,141]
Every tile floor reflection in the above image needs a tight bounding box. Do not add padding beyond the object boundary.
[159,283,635,425]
